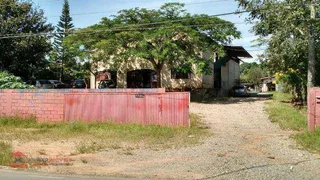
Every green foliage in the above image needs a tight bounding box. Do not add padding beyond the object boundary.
[266,100,307,131]
[0,0,53,80]
[240,62,267,85]
[0,141,12,166]
[295,128,320,153]
[50,0,83,81]
[236,0,320,99]
[267,92,307,131]
[240,62,259,74]
[246,66,265,86]
[271,91,293,102]
[65,3,241,87]
[0,71,35,89]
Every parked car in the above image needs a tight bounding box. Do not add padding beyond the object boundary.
[27,80,54,89]
[49,80,66,89]
[71,79,87,88]
[232,85,248,97]
[98,80,116,89]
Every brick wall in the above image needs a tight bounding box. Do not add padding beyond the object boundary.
[0,89,189,127]
[1,90,65,122]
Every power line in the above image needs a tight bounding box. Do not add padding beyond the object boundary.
[59,0,232,17]
[0,22,246,39]
[0,5,307,40]
[0,0,231,10]
[0,4,300,40]
[0,10,252,39]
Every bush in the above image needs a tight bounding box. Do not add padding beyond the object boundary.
[0,71,35,89]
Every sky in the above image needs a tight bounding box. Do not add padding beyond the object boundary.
[32,0,265,63]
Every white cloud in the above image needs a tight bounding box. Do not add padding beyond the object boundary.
[241,50,264,63]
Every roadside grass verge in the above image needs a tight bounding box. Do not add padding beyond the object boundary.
[0,141,12,166]
[0,114,210,151]
[294,129,320,153]
[266,91,320,153]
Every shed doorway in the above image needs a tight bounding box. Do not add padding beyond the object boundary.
[127,69,157,88]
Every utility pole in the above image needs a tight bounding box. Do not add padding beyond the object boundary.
[307,0,316,89]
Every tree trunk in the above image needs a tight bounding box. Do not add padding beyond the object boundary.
[156,68,162,88]
[307,0,316,89]
[303,85,308,106]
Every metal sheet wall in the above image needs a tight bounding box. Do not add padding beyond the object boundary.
[64,92,190,127]
[309,88,320,131]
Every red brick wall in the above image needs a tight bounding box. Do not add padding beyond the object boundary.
[0,89,189,127]
[0,90,65,122]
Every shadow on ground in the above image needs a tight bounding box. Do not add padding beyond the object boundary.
[191,93,273,105]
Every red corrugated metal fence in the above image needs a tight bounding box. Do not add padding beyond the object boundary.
[0,89,189,127]
[308,88,320,131]
[64,92,189,126]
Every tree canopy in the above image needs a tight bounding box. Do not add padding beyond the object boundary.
[236,0,320,100]
[0,0,53,80]
[240,62,267,86]
[65,3,241,87]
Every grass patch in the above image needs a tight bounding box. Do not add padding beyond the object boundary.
[0,114,210,150]
[266,101,307,131]
[271,91,293,102]
[0,141,12,166]
[76,142,104,154]
[266,92,307,131]
[80,158,88,164]
[266,91,320,153]
[295,129,320,153]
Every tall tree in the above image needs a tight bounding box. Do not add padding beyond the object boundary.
[240,62,267,84]
[65,3,241,87]
[236,0,320,100]
[51,0,74,81]
[0,0,53,80]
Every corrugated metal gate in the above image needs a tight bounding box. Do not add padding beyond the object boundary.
[308,88,320,131]
[64,92,189,127]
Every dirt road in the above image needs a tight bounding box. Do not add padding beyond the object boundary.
[37,98,320,179]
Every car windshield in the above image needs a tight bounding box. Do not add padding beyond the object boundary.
[39,80,51,84]
[101,80,113,85]
[75,80,85,83]
[51,80,62,84]
[235,86,245,89]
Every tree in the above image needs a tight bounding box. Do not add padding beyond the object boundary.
[236,0,319,101]
[65,3,241,87]
[0,0,53,80]
[240,62,259,75]
[240,62,267,90]
[247,66,265,86]
[51,0,75,81]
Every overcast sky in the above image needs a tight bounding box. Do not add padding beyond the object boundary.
[32,0,265,63]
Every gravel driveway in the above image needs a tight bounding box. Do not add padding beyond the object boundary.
[41,98,320,179]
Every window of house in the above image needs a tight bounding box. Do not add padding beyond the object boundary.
[171,69,191,79]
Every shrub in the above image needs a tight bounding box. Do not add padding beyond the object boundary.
[0,71,35,89]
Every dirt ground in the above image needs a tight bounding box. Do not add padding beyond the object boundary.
[12,98,320,179]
